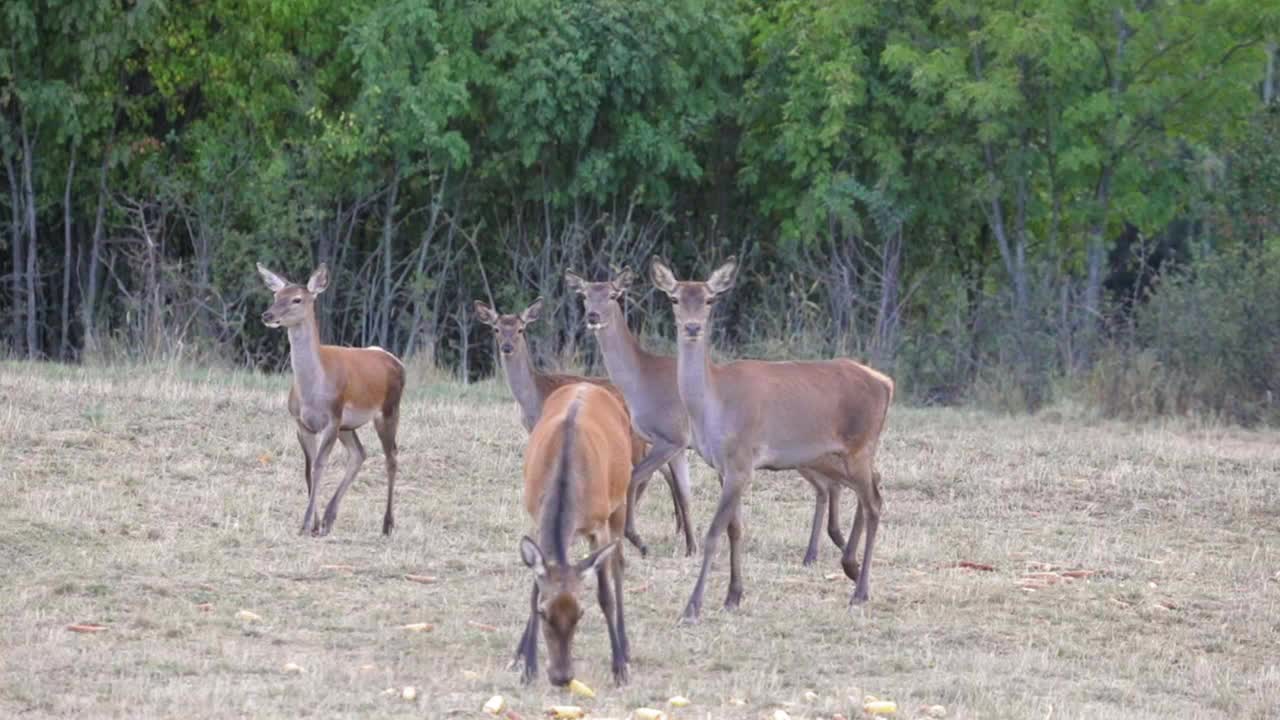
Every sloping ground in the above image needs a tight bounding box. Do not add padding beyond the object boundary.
[0,361,1276,719]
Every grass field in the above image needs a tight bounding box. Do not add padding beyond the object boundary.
[1,360,1277,719]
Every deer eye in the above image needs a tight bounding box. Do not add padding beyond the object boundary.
[291,297,302,304]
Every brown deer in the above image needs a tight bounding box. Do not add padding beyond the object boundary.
[474,297,694,556]
[650,256,893,619]
[515,383,632,686]
[565,267,846,566]
[258,263,405,536]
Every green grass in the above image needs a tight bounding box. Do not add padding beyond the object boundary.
[1,360,1277,719]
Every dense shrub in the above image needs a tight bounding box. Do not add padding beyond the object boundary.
[1087,244,1280,423]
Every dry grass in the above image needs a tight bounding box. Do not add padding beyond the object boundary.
[1,360,1278,719]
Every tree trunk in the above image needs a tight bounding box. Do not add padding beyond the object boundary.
[4,150,23,356]
[1083,163,1115,361]
[1080,9,1130,365]
[83,150,110,353]
[379,168,400,350]
[60,144,78,359]
[21,119,40,358]
[871,224,903,369]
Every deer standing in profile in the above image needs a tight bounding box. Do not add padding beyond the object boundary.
[515,383,632,687]
[650,257,893,619]
[565,268,847,566]
[474,297,693,556]
[258,263,405,536]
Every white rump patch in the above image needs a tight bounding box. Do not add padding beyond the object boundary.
[366,345,405,367]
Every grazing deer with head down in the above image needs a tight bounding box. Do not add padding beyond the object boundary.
[650,257,893,619]
[515,383,632,687]
[565,267,847,566]
[258,263,405,536]
[474,297,692,556]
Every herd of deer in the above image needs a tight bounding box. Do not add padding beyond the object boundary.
[256,256,894,688]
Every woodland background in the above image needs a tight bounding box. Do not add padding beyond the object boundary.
[3,0,1279,421]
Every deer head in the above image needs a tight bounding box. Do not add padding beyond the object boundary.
[650,256,737,342]
[564,266,635,330]
[258,263,329,329]
[474,298,544,356]
[519,536,619,687]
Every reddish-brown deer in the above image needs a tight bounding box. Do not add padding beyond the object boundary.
[474,297,692,555]
[650,257,893,619]
[565,267,846,566]
[515,383,632,687]
[258,263,405,536]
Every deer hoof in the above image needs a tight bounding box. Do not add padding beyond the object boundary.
[802,551,818,567]
[679,604,701,625]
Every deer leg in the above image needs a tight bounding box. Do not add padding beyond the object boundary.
[849,468,884,605]
[798,469,827,566]
[843,501,864,583]
[515,581,540,684]
[594,540,628,685]
[682,466,748,623]
[669,451,696,556]
[654,464,679,532]
[624,441,681,557]
[295,428,314,499]
[301,424,338,536]
[724,508,745,609]
[375,413,399,535]
[319,430,365,536]
[827,482,846,550]
[609,509,630,662]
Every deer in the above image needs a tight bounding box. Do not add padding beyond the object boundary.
[257,263,405,537]
[474,297,695,556]
[649,256,893,619]
[565,267,847,566]
[514,383,632,687]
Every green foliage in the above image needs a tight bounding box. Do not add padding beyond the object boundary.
[2,0,1278,421]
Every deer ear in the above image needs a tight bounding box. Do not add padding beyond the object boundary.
[564,270,587,295]
[307,264,330,295]
[474,300,499,327]
[521,297,544,324]
[650,258,677,294]
[706,256,737,296]
[257,263,289,293]
[575,540,620,581]
[520,537,547,578]
[611,267,635,296]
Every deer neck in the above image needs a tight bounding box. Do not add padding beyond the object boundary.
[286,311,327,397]
[676,335,717,425]
[594,301,644,394]
[501,338,543,430]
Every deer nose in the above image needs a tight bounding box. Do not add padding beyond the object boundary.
[684,323,702,338]
[500,342,515,354]
[548,670,572,687]
[586,311,601,325]
[261,311,274,324]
